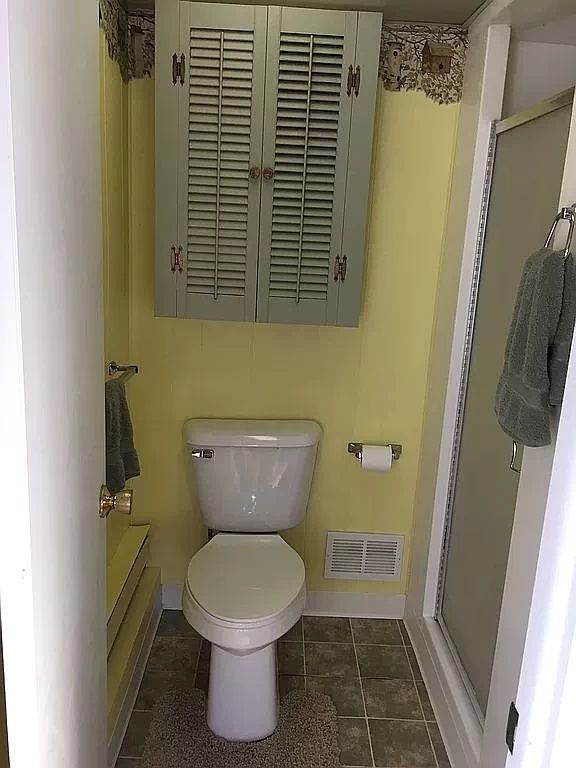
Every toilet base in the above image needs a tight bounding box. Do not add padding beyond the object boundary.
[207,641,279,742]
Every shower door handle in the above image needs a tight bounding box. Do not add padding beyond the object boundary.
[509,441,522,474]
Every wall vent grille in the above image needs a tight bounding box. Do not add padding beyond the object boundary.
[324,532,404,581]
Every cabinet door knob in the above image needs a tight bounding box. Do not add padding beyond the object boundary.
[249,167,261,180]
[262,167,274,180]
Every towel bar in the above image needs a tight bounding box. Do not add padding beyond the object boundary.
[107,360,139,384]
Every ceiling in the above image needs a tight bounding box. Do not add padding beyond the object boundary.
[122,0,487,24]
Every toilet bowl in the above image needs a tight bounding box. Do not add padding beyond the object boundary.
[183,533,306,741]
[181,418,322,742]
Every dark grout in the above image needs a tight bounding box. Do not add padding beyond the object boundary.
[280,639,405,646]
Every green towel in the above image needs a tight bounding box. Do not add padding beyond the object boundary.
[495,248,568,447]
[105,379,141,493]
[550,254,576,406]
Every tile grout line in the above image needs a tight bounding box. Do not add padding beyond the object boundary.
[398,619,439,768]
[325,715,437,722]
[279,639,406,647]
[192,636,202,688]
[350,618,376,768]
[302,619,307,689]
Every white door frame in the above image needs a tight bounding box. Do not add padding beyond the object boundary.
[0,1,107,766]
[405,21,511,768]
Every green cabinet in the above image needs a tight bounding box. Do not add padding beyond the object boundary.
[156,1,381,326]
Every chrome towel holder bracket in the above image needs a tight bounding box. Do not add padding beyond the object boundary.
[107,360,139,384]
[544,203,576,259]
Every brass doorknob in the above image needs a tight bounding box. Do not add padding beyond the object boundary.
[262,167,274,180]
[99,486,133,518]
[249,166,261,179]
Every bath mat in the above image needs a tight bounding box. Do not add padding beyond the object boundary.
[141,688,342,768]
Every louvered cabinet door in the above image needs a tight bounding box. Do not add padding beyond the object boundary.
[337,12,381,326]
[176,2,267,321]
[256,7,357,325]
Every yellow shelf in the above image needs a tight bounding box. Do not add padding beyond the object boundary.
[107,566,160,733]
[107,524,151,622]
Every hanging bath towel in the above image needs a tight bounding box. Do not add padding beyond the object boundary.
[495,247,567,447]
[105,378,141,493]
[549,254,576,406]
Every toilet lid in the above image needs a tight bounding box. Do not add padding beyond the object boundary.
[186,534,305,623]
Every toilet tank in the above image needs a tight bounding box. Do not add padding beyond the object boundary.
[183,419,322,532]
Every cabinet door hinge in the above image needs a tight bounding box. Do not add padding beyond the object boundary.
[346,65,361,97]
[170,245,184,273]
[333,255,348,282]
[172,53,185,85]
[506,702,519,754]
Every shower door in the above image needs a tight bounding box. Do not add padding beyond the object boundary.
[438,95,573,717]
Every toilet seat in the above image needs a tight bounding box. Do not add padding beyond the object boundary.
[183,533,306,652]
[186,533,305,624]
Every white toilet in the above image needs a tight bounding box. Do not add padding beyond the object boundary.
[181,418,322,742]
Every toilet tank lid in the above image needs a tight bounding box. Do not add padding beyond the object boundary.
[183,419,322,448]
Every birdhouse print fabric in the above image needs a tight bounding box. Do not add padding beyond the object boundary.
[379,24,468,105]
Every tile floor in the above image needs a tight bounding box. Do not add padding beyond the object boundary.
[117,611,451,768]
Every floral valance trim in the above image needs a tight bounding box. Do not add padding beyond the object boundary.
[100,0,155,81]
[100,7,467,98]
[380,24,468,105]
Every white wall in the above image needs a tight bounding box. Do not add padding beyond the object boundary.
[503,40,576,116]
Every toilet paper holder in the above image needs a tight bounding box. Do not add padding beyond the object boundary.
[347,442,403,462]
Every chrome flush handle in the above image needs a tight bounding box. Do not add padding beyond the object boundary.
[190,449,214,459]
[509,441,522,474]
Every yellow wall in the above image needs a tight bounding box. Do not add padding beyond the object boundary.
[124,76,459,592]
[100,35,132,562]
[100,35,130,365]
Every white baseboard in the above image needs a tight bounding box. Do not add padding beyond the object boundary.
[163,583,405,618]
[162,583,184,610]
[108,586,162,768]
[304,590,405,618]
[406,616,482,768]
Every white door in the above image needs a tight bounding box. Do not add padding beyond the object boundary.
[0,2,106,767]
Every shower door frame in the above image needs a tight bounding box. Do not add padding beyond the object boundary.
[433,88,576,722]
[404,8,576,766]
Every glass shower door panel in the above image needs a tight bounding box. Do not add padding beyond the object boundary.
[440,104,572,716]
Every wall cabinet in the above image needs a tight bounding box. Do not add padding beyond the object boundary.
[156,1,382,326]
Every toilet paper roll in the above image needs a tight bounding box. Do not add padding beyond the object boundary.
[361,444,393,473]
